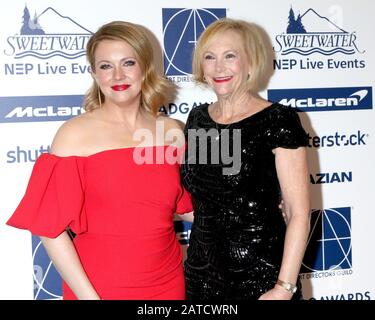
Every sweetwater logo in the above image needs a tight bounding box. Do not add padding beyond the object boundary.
[3,5,92,76]
[4,5,92,59]
[162,8,226,82]
[273,6,365,70]
[300,207,353,279]
[0,95,84,123]
[32,236,62,300]
[268,86,372,112]
[275,7,364,56]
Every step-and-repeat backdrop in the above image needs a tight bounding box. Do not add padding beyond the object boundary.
[0,0,373,300]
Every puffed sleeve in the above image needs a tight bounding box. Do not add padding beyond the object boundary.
[6,153,87,238]
[175,186,193,215]
[266,104,309,149]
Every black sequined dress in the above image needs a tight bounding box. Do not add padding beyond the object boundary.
[181,103,308,300]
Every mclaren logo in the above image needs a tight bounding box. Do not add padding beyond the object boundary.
[281,90,368,108]
[268,86,372,112]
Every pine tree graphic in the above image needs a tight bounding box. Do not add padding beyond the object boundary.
[20,5,45,35]
[286,7,306,34]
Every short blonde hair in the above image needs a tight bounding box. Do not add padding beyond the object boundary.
[84,21,172,115]
[192,18,267,93]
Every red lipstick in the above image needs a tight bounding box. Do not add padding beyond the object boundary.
[111,84,130,91]
[213,77,232,83]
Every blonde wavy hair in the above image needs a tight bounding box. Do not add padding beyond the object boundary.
[192,18,268,93]
[84,21,172,115]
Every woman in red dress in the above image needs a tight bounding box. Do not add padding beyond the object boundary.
[7,21,193,300]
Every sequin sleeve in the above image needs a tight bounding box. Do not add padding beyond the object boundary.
[266,104,309,149]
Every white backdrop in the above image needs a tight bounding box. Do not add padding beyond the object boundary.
[0,0,374,300]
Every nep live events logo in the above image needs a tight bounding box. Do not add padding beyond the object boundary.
[273,6,365,71]
[3,4,92,76]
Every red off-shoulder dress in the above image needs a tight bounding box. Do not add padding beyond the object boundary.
[7,145,192,300]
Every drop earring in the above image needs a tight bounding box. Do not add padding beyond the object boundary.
[97,83,102,108]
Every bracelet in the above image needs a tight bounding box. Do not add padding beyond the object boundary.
[276,279,297,294]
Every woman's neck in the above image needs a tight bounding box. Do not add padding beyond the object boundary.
[212,93,269,124]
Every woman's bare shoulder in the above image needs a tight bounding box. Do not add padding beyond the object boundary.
[50,112,95,157]
[156,115,186,148]
[157,114,185,131]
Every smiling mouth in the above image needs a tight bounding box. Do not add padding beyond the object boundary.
[213,76,232,83]
[111,84,130,91]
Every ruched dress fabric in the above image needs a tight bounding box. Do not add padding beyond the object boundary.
[181,103,308,300]
[7,145,192,300]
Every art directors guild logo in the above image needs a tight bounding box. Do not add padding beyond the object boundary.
[32,236,62,300]
[300,207,353,280]
[3,4,93,76]
[162,8,226,83]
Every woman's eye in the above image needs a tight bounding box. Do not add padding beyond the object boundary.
[204,54,215,60]
[99,64,111,70]
[124,60,136,66]
[226,53,236,59]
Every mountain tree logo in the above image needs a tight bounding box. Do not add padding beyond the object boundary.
[274,6,364,56]
[21,5,45,35]
[32,236,62,300]
[4,4,92,59]
[301,207,352,273]
[286,7,306,34]
[162,8,226,76]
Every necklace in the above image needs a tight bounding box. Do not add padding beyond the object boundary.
[214,121,233,141]
[208,106,234,141]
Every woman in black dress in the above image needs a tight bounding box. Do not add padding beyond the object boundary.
[181,18,310,300]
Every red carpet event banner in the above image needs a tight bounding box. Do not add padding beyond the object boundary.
[0,0,373,300]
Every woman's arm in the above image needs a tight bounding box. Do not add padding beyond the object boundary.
[259,146,310,300]
[41,231,100,300]
[42,118,100,299]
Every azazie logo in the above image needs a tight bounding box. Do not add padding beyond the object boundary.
[0,95,84,123]
[274,7,364,56]
[162,8,226,80]
[32,236,62,300]
[4,5,92,60]
[310,171,352,184]
[301,207,352,274]
[268,87,372,112]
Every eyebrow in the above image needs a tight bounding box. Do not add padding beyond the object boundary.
[204,49,239,54]
[96,57,137,64]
